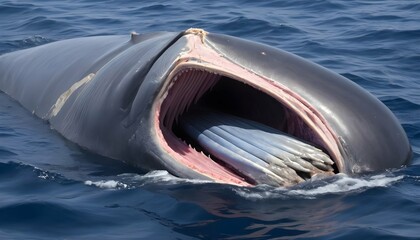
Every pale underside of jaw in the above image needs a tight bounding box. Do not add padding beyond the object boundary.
[154,34,342,187]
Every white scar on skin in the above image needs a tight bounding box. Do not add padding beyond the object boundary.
[48,73,95,118]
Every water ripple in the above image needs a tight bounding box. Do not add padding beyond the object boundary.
[0,0,419,239]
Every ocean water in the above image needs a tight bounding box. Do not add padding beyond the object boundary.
[0,0,419,239]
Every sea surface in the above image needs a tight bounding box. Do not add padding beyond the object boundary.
[0,0,419,239]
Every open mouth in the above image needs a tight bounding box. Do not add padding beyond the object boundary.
[154,34,342,187]
[156,67,341,186]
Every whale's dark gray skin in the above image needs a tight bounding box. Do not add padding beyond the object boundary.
[0,29,411,186]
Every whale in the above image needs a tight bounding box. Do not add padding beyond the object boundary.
[0,28,411,186]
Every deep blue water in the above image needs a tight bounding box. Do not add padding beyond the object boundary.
[0,0,419,239]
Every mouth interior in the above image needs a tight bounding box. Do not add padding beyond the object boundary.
[158,67,337,186]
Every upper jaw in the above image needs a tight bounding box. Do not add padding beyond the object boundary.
[152,31,343,186]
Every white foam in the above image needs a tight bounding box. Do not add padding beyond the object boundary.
[84,180,128,189]
[38,172,49,179]
[234,187,283,200]
[34,167,57,180]
[289,174,403,196]
[83,171,212,189]
[142,170,173,179]
[138,170,213,184]
[234,173,404,199]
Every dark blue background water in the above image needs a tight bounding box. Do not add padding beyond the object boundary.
[0,0,419,239]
